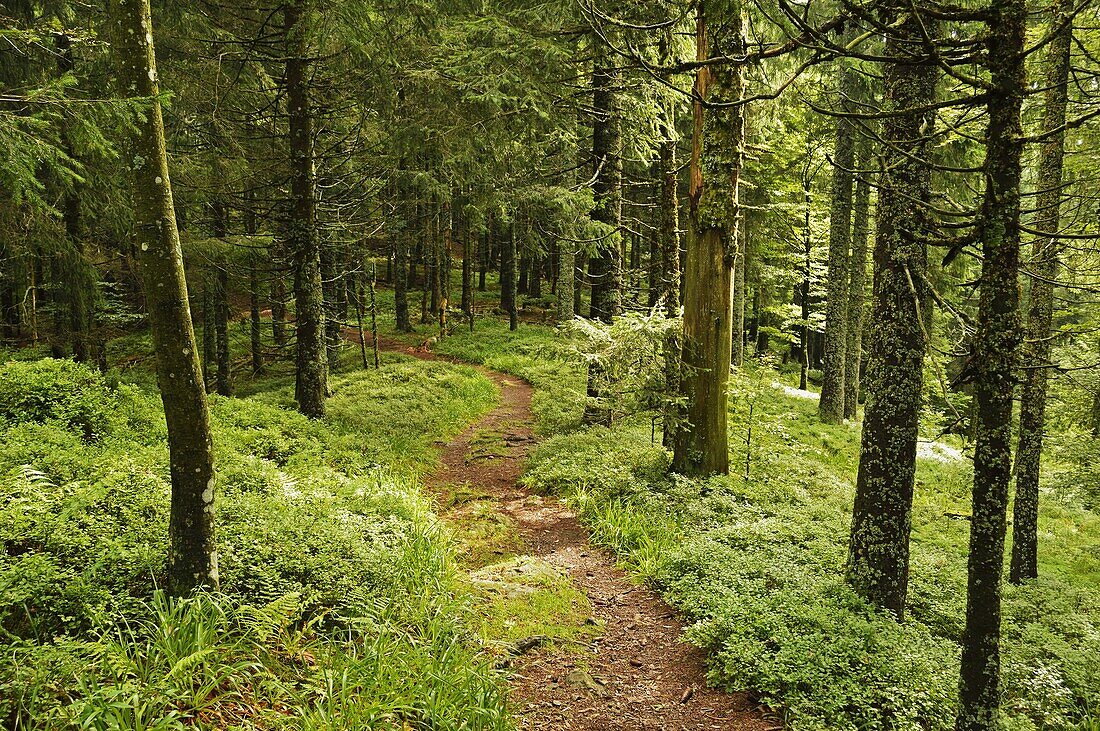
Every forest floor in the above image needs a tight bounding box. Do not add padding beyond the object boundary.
[385,340,775,731]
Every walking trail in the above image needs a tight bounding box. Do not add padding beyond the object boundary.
[389,341,777,731]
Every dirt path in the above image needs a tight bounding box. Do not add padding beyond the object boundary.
[387,342,776,731]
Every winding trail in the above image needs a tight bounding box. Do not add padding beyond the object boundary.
[388,341,776,731]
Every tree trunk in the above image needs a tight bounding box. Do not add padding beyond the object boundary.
[285,0,327,418]
[112,0,217,594]
[731,219,746,368]
[843,138,873,420]
[501,219,518,330]
[588,42,622,323]
[670,1,742,477]
[394,204,411,332]
[271,247,288,349]
[957,1,1026,726]
[845,10,937,618]
[212,202,231,397]
[214,257,231,396]
[202,278,215,391]
[657,43,682,449]
[1010,0,1071,585]
[818,51,858,423]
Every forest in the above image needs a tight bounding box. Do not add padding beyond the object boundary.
[1,0,1099,728]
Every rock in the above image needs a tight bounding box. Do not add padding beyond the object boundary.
[565,669,606,696]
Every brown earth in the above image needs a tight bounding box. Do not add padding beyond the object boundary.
[382,339,778,731]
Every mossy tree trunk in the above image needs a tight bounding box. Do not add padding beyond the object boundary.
[670,0,744,477]
[818,51,858,423]
[112,0,218,594]
[843,138,872,420]
[1010,0,1072,585]
[957,1,1026,726]
[845,9,936,618]
[285,0,327,418]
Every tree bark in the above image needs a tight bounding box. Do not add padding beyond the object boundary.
[846,9,936,618]
[501,218,518,330]
[957,0,1026,726]
[285,0,327,417]
[843,138,872,420]
[818,51,858,423]
[670,0,742,477]
[1010,0,1072,585]
[113,0,218,594]
[588,41,622,323]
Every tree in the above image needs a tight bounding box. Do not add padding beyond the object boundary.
[843,137,872,420]
[846,7,937,618]
[285,0,328,418]
[112,0,218,594]
[818,45,858,423]
[1010,0,1073,584]
[671,0,745,477]
[956,0,1027,724]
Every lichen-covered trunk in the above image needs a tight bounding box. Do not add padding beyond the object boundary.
[1010,0,1071,585]
[112,0,217,594]
[285,0,327,417]
[843,139,872,420]
[671,0,742,477]
[818,53,858,423]
[957,1,1026,726]
[846,10,936,618]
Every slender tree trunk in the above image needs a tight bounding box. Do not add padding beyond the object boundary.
[658,36,682,448]
[501,218,518,330]
[202,279,215,391]
[215,257,231,396]
[846,10,937,618]
[113,0,217,594]
[1010,0,1072,585]
[957,1,1026,726]
[844,138,872,420]
[271,249,288,349]
[285,0,327,418]
[819,50,858,423]
[731,219,746,368]
[57,33,92,363]
[557,241,575,320]
[588,42,622,323]
[394,221,411,332]
[212,202,231,397]
[461,201,472,316]
[671,0,742,477]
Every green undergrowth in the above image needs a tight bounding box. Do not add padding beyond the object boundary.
[446,326,1100,731]
[422,317,586,434]
[0,355,512,730]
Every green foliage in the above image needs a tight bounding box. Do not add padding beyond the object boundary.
[504,331,1100,730]
[0,357,509,730]
[0,359,118,440]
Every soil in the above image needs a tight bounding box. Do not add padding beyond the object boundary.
[383,339,778,731]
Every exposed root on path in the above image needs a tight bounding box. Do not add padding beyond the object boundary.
[388,341,776,731]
